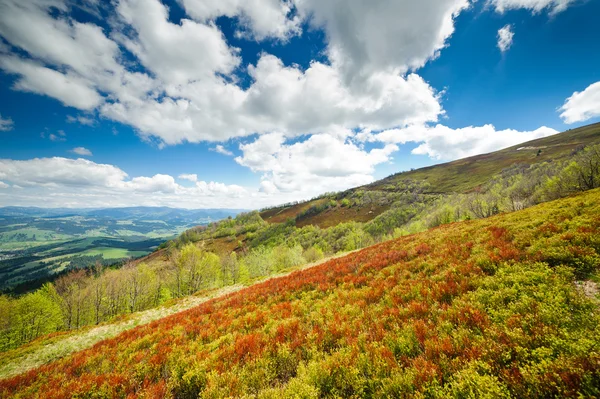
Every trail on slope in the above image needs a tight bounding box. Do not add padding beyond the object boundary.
[0,251,355,379]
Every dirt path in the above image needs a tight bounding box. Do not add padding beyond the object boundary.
[0,250,355,379]
[575,280,599,300]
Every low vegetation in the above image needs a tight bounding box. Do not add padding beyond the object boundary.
[2,187,599,397]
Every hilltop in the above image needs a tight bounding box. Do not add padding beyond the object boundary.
[2,188,599,397]
[260,122,600,227]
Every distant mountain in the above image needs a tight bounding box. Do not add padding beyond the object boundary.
[0,206,247,222]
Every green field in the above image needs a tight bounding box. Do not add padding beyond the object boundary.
[78,247,149,259]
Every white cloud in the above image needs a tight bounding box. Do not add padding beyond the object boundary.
[0,56,103,110]
[101,53,443,145]
[70,147,93,156]
[490,0,576,14]
[364,124,559,161]
[114,0,240,86]
[179,174,198,182]
[0,181,9,189]
[0,0,452,146]
[497,25,514,53]
[0,114,14,131]
[179,0,301,40]
[0,157,253,208]
[235,132,398,195]
[211,145,234,156]
[66,115,95,126]
[0,0,157,109]
[559,81,600,124]
[48,130,67,142]
[295,0,471,83]
[0,157,127,187]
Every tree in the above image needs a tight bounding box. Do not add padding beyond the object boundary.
[124,263,157,313]
[90,262,106,324]
[54,270,89,329]
[572,144,600,191]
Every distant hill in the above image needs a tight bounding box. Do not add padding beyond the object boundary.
[0,206,247,222]
[0,206,245,292]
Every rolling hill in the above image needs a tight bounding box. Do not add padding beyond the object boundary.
[2,188,599,398]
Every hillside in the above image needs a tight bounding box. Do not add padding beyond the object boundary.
[2,188,599,398]
[261,123,600,227]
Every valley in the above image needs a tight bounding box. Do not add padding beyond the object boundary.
[0,207,243,292]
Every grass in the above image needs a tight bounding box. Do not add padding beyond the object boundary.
[78,247,149,259]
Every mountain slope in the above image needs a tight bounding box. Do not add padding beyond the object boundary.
[3,188,599,398]
[379,122,600,193]
[261,122,600,227]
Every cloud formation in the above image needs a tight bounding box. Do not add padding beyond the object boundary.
[0,157,252,208]
[0,114,13,131]
[559,81,600,124]
[70,147,93,156]
[361,124,559,160]
[211,145,234,156]
[66,115,95,126]
[497,25,514,53]
[236,132,398,195]
[0,0,470,146]
[490,0,576,14]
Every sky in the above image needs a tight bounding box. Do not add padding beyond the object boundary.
[0,0,600,209]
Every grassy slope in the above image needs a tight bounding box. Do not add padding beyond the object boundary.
[260,122,600,228]
[0,251,357,380]
[379,122,600,193]
[2,189,599,398]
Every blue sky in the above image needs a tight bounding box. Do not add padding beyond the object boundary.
[0,0,599,209]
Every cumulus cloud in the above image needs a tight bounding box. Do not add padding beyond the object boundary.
[101,51,443,145]
[0,157,253,208]
[179,0,301,40]
[179,174,198,182]
[296,0,471,84]
[211,145,234,156]
[490,0,576,14]
[497,25,514,53]
[70,147,93,156]
[362,124,559,161]
[0,0,459,146]
[559,81,600,124]
[0,56,103,110]
[0,181,9,189]
[114,0,240,86]
[235,132,398,195]
[0,114,13,131]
